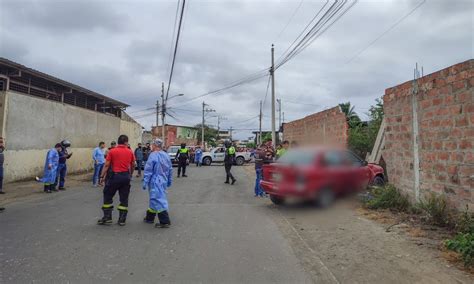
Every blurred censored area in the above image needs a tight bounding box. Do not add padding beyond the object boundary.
[260,146,385,207]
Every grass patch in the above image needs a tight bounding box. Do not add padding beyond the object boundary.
[364,184,410,212]
[445,233,474,267]
[417,193,453,227]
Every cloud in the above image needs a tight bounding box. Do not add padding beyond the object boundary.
[0,0,472,139]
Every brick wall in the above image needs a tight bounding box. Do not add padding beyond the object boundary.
[283,106,348,146]
[382,59,473,210]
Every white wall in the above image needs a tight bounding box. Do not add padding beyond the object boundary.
[1,91,141,182]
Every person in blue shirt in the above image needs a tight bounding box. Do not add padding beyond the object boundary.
[35,143,62,193]
[194,145,203,167]
[92,141,106,187]
[134,143,144,177]
[54,140,73,190]
[142,138,173,228]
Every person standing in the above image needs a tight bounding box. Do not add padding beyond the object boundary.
[224,140,236,185]
[35,143,62,193]
[142,138,173,228]
[0,137,5,194]
[97,135,135,226]
[54,140,72,191]
[254,145,266,197]
[194,145,203,167]
[176,143,189,178]
[134,143,144,177]
[92,142,106,187]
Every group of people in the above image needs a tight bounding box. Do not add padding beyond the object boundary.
[253,140,291,197]
[95,135,173,228]
[35,140,72,193]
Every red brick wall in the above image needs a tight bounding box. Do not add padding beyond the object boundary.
[283,106,348,146]
[383,59,473,209]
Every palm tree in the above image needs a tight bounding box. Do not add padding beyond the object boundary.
[339,102,361,128]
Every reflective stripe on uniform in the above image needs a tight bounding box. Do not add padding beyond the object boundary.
[179,148,189,154]
[117,205,128,211]
[102,204,113,209]
[228,147,236,155]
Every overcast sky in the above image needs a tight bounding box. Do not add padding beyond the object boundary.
[1,0,472,139]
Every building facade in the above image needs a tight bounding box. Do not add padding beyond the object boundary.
[0,58,142,182]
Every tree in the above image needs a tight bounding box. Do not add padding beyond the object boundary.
[194,124,218,147]
[246,141,256,149]
[339,102,361,128]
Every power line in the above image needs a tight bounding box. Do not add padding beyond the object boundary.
[167,0,181,76]
[275,0,358,69]
[165,0,186,101]
[346,0,426,64]
[275,0,305,41]
[262,75,271,108]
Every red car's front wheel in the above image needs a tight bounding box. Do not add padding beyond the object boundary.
[270,195,285,205]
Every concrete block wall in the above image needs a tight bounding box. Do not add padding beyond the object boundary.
[0,91,142,182]
[382,59,473,209]
[283,106,348,146]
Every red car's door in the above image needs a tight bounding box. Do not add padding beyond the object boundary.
[342,151,371,190]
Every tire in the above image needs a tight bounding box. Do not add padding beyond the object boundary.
[235,156,245,166]
[202,157,212,166]
[270,195,285,205]
[317,188,334,208]
[372,175,385,187]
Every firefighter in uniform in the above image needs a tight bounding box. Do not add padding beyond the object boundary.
[98,135,135,226]
[176,143,189,178]
[224,140,236,185]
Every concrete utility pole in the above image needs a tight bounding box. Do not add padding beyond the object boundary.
[259,100,262,145]
[216,115,226,141]
[161,82,166,147]
[270,44,276,148]
[156,100,160,127]
[229,126,233,141]
[202,101,215,150]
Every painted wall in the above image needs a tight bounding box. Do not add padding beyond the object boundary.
[382,59,473,210]
[1,91,142,182]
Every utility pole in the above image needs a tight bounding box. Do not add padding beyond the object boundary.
[161,82,166,147]
[277,98,282,132]
[259,100,262,145]
[270,44,276,148]
[156,100,160,128]
[229,126,233,141]
[216,115,226,141]
[202,101,215,150]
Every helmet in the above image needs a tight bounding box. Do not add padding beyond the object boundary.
[180,143,186,148]
[224,140,232,148]
[60,140,71,148]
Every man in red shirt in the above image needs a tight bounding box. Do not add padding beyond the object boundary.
[97,135,135,226]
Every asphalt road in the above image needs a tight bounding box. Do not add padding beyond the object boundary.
[0,165,311,283]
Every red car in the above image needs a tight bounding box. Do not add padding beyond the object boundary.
[260,147,385,206]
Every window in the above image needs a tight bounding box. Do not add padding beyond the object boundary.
[344,151,364,167]
[323,151,343,167]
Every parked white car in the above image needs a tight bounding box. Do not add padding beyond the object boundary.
[201,147,251,166]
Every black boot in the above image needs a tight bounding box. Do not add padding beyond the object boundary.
[118,210,128,226]
[155,211,171,228]
[231,178,236,185]
[97,208,113,225]
[43,184,50,193]
[143,209,156,224]
[51,185,58,192]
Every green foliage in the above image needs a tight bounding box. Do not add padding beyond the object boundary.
[343,98,384,158]
[194,124,218,147]
[262,132,272,143]
[339,102,361,128]
[418,193,452,227]
[246,141,256,149]
[455,206,474,234]
[445,233,474,267]
[365,184,410,212]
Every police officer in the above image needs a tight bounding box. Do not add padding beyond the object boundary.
[98,135,135,226]
[176,143,189,178]
[224,140,236,185]
[55,140,72,190]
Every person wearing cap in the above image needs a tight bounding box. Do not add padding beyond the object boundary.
[176,143,189,178]
[142,138,173,228]
[54,140,73,191]
[224,140,236,185]
[35,143,62,193]
[97,135,135,226]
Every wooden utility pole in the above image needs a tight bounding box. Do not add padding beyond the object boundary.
[270,44,276,148]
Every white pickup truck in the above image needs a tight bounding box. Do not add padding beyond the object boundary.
[201,147,251,166]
